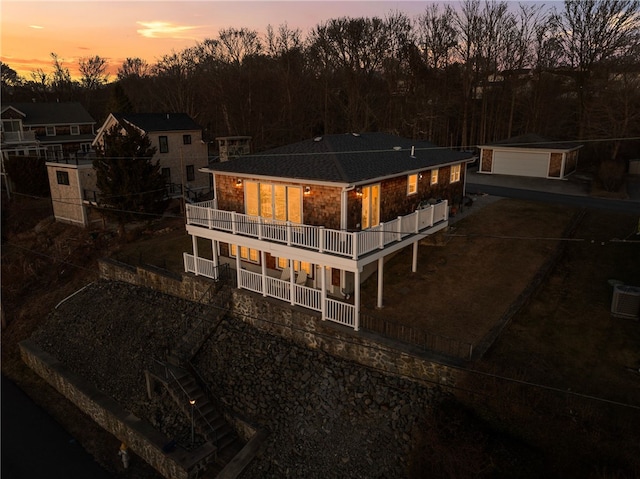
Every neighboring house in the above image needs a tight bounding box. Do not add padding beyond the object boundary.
[2,102,96,196]
[183,132,475,330]
[93,113,210,200]
[1,102,96,161]
[478,134,582,179]
[216,135,251,162]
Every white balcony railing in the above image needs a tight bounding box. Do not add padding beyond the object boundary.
[186,199,448,261]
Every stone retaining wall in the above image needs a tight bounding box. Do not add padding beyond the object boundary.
[230,290,457,386]
[99,258,212,303]
[97,258,458,388]
[19,339,211,479]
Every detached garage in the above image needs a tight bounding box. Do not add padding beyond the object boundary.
[478,134,582,179]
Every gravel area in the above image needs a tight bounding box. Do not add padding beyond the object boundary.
[31,280,442,478]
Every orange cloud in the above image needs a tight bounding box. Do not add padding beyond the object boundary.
[136,21,200,40]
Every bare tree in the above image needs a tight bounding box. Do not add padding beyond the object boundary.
[79,55,109,89]
[117,57,151,80]
[551,0,640,136]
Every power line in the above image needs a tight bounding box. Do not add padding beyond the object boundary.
[8,238,639,411]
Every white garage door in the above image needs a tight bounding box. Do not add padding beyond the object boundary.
[492,150,549,177]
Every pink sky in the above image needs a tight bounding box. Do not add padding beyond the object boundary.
[1,1,437,80]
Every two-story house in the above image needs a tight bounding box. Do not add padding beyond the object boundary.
[1,102,96,161]
[93,113,210,200]
[183,132,475,330]
[2,102,96,197]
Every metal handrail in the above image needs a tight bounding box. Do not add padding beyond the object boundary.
[150,359,219,447]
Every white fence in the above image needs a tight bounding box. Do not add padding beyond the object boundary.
[186,200,447,260]
[187,257,356,328]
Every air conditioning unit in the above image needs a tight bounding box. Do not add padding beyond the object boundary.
[611,284,640,320]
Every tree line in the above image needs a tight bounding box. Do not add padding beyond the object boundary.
[2,0,639,165]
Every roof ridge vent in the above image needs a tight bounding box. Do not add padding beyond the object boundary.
[314,136,323,142]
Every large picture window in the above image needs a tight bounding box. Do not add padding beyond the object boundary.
[277,258,313,278]
[245,181,302,223]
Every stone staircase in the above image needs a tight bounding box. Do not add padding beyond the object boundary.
[168,283,232,366]
[149,361,244,474]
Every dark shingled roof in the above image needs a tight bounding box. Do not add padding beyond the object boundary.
[488,134,582,150]
[113,113,202,132]
[4,102,95,125]
[210,132,474,184]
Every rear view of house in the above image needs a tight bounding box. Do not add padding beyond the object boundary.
[183,132,475,330]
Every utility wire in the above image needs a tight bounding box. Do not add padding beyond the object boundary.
[7,240,640,411]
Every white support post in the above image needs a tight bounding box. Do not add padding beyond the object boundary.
[352,232,358,260]
[192,235,199,276]
[321,265,327,320]
[429,205,434,226]
[379,222,385,249]
[231,211,237,234]
[319,226,325,253]
[354,269,361,331]
[377,257,384,309]
[397,216,402,241]
[235,246,241,288]
[207,207,212,228]
[415,210,420,233]
[261,251,267,297]
[286,221,292,246]
[211,240,220,270]
[258,216,263,239]
[289,259,295,305]
[412,240,418,273]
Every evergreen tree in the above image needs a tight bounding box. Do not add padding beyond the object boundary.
[93,125,165,234]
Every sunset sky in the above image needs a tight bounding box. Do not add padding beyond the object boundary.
[1,1,444,80]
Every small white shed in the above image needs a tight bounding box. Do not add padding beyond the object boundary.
[478,134,582,179]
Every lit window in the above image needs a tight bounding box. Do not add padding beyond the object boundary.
[407,174,418,195]
[430,169,439,185]
[230,245,259,263]
[159,136,169,153]
[56,171,69,185]
[450,164,461,183]
[277,258,313,278]
[245,181,301,223]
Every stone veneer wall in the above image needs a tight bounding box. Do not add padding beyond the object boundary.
[97,258,457,387]
[19,340,205,479]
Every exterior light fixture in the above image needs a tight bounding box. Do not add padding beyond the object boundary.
[356,187,363,197]
[235,178,243,187]
[304,186,311,195]
[419,173,423,180]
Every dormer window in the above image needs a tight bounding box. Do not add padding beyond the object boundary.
[70,125,80,135]
[46,126,56,136]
